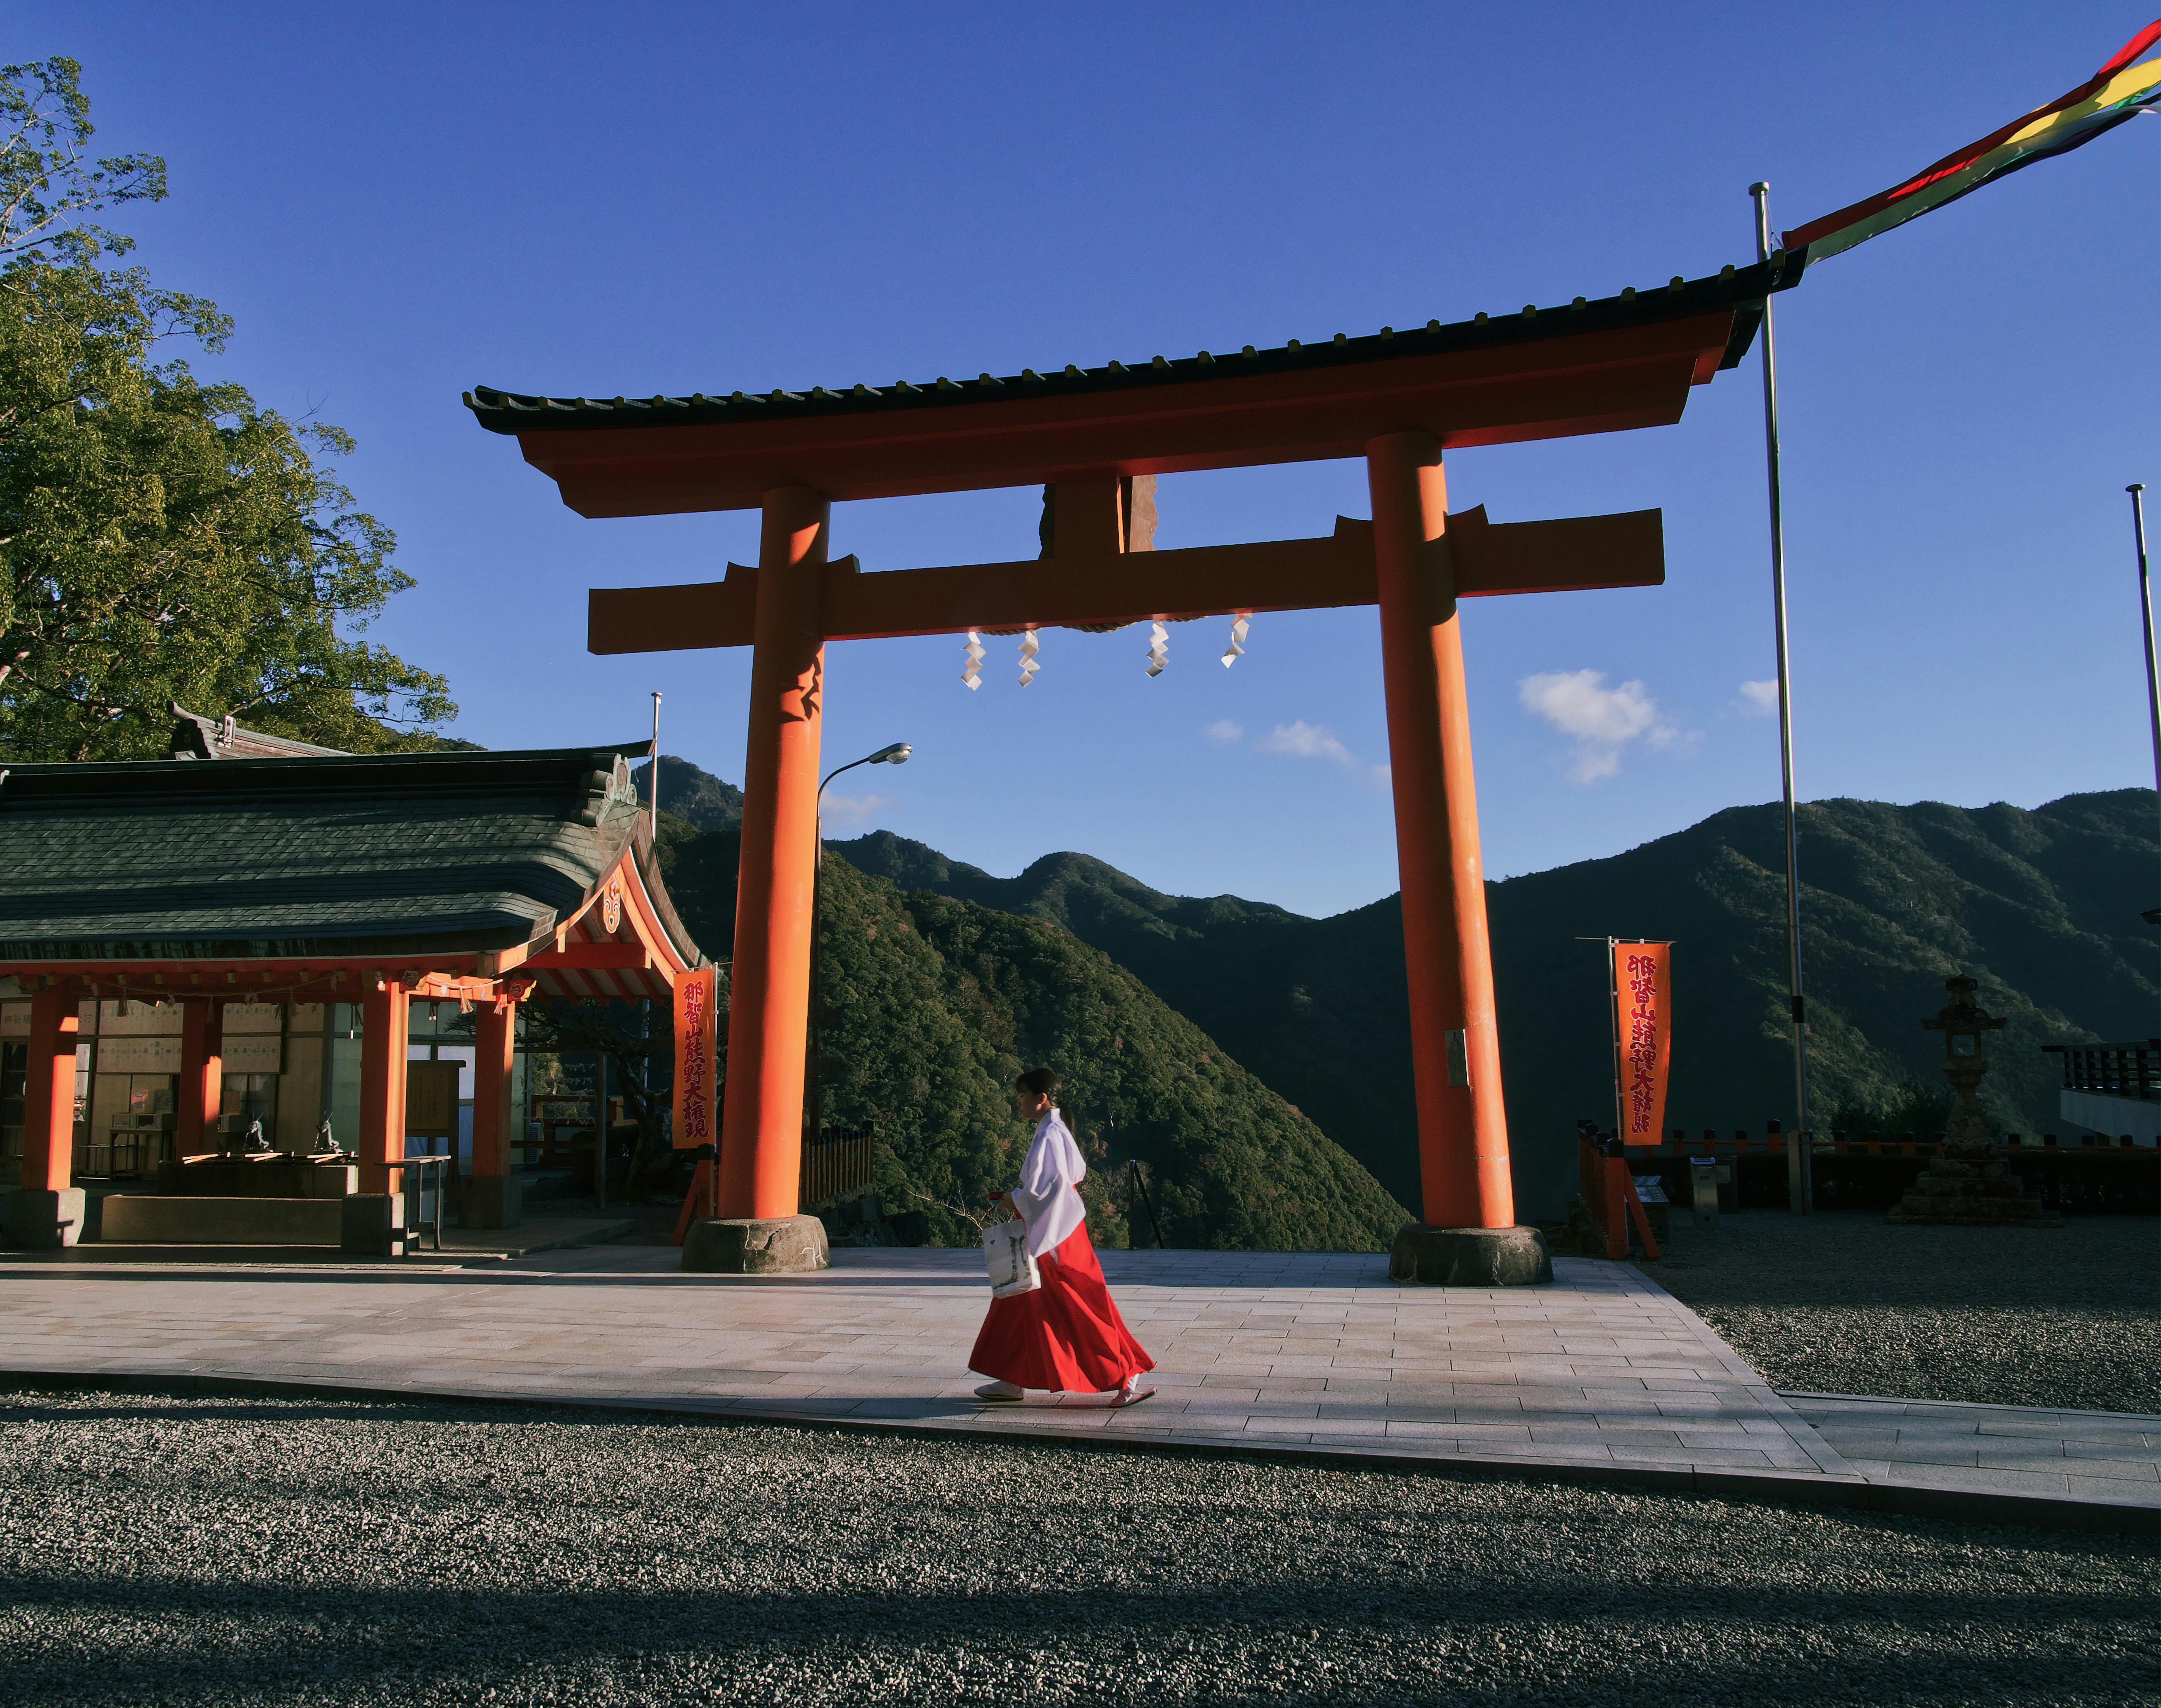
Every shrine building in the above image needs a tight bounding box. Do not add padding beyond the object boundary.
[0,728,707,1251]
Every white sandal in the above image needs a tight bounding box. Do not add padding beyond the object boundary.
[973,1379,1024,1402]
[1111,1375,1156,1408]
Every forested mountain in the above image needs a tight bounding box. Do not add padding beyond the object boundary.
[832,830,1419,1207]
[657,754,2154,1229]
[1479,790,2156,1213]
[833,790,2159,1221]
[654,828,1411,1252]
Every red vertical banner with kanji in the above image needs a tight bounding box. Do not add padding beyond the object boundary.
[1613,941,1672,1146]
[672,967,718,1151]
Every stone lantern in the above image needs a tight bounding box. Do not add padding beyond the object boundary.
[1889,976,2056,1227]
[1922,974,2007,1154]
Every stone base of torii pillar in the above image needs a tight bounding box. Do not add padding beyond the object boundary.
[683,1213,832,1274]
[1389,1223,1553,1286]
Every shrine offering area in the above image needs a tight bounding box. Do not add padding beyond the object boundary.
[0,1385,2152,1708]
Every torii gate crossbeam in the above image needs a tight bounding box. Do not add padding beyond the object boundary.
[468,255,1803,1279]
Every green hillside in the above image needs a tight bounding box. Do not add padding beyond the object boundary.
[833,830,1420,1208]
[635,756,744,832]
[834,789,2159,1221]
[1483,790,2158,1214]
[656,829,1411,1252]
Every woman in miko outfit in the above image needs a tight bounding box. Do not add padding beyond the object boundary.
[969,1067,1156,1407]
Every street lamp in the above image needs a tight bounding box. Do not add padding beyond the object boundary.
[808,742,912,1142]
[818,742,911,858]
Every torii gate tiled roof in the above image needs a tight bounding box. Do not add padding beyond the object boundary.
[463,255,1805,515]
[0,743,705,1000]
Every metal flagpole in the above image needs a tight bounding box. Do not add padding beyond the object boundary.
[2129,485,2161,1031]
[649,691,663,820]
[1751,182,1813,1214]
[2131,486,2160,844]
[1608,938,1625,1147]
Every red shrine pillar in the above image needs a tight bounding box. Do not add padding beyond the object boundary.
[175,999,223,1156]
[708,485,827,1266]
[3,987,83,1249]
[466,998,522,1228]
[1367,432,1518,1236]
[357,978,410,1196]
[20,988,79,1192]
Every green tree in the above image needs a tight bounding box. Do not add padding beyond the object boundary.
[0,56,452,761]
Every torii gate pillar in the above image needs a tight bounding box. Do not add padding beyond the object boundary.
[1367,434,1518,1248]
[704,485,832,1271]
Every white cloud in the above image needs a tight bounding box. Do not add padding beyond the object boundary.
[821,792,896,827]
[1204,718,1245,744]
[1737,679,1779,716]
[1255,720,1358,766]
[1251,720,1389,785]
[1517,669,1679,784]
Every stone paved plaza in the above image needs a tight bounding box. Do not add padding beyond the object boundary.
[0,1242,2152,1522]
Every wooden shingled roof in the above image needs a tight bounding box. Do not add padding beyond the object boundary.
[0,744,707,996]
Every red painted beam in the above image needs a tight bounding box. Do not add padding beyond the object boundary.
[0,961,479,986]
[0,966,536,1008]
[587,508,1665,655]
[522,945,656,970]
[1445,506,1664,598]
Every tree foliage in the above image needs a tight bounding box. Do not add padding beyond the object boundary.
[0,57,452,760]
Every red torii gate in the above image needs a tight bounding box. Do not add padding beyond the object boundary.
[468,257,1800,1279]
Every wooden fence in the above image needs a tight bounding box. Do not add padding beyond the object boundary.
[800,1123,876,1210]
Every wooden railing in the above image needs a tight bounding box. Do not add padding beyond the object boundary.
[2045,1041,2161,1102]
[800,1123,875,1210]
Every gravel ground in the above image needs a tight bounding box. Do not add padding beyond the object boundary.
[1,1389,2154,1708]
[1635,1211,2161,1414]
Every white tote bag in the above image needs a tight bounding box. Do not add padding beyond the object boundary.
[983,1216,1041,1299]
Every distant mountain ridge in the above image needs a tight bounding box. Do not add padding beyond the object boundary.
[658,756,2156,1223]
[836,794,2158,1219]
[636,756,743,832]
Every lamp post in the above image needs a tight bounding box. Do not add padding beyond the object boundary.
[806,742,912,1140]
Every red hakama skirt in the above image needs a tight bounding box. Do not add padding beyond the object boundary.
[968,1218,1155,1393]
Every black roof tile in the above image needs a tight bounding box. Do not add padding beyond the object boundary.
[0,744,704,966]
[465,255,1805,434]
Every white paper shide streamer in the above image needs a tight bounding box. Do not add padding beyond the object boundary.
[1018,627,1040,686]
[1221,616,1249,668]
[962,629,984,691]
[1145,621,1169,677]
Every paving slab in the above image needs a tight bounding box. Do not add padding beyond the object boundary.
[1783,1390,2161,1509]
[0,1214,634,1267]
[0,1242,2150,1531]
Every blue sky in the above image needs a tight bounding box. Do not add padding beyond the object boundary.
[18,2,2157,917]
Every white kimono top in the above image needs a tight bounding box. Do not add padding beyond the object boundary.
[1012,1107,1086,1258]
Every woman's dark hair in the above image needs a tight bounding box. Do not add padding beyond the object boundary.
[1015,1066,1060,1103]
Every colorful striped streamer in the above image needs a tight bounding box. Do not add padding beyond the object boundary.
[1785,21,2161,264]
